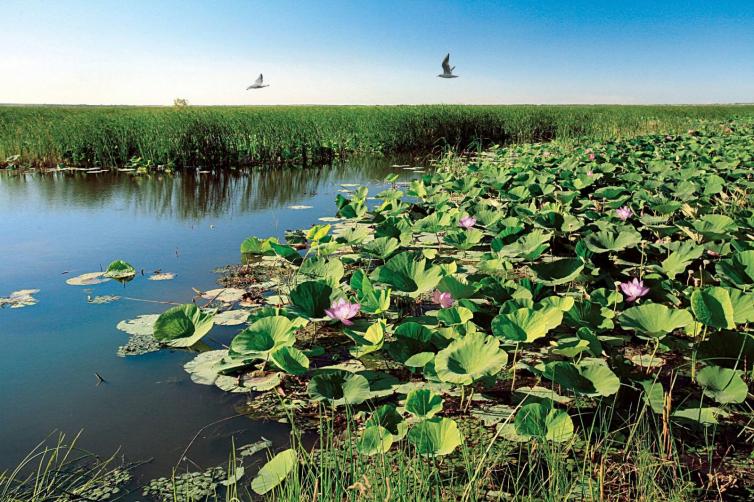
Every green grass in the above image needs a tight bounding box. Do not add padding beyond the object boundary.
[1,104,754,168]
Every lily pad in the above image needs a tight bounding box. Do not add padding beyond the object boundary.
[66,272,110,286]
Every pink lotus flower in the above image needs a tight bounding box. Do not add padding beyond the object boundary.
[620,278,650,302]
[458,215,476,229]
[432,290,454,308]
[324,298,360,325]
[587,170,594,177]
[588,153,595,161]
[616,206,633,221]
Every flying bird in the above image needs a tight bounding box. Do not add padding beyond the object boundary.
[438,53,458,78]
[246,74,269,89]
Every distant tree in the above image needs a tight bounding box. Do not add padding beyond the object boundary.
[173,98,189,108]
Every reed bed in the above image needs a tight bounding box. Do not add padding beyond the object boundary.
[1,104,753,168]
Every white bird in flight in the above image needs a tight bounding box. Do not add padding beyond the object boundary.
[438,53,458,78]
[246,74,269,89]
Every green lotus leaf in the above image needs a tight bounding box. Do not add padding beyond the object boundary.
[542,359,620,397]
[305,224,331,242]
[240,236,278,255]
[639,380,665,414]
[696,365,748,404]
[444,228,484,250]
[251,449,297,495]
[436,306,473,326]
[491,307,563,343]
[620,303,694,338]
[496,229,551,260]
[372,252,443,297]
[437,274,478,299]
[104,260,136,279]
[407,417,463,456]
[583,229,642,254]
[361,236,400,260]
[269,242,303,264]
[530,258,584,286]
[413,211,453,233]
[230,316,297,359]
[691,287,735,329]
[435,331,508,385]
[671,406,728,426]
[365,404,408,439]
[387,322,437,364]
[716,250,754,288]
[153,304,215,348]
[307,370,371,406]
[729,289,754,323]
[514,401,574,443]
[269,346,310,375]
[350,270,390,314]
[345,319,386,358]
[658,241,703,278]
[692,214,738,241]
[357,425,393,456]
[404,389,443,419]
[297,257,344,286]
[289,280,333,318]
[334,224,370,245]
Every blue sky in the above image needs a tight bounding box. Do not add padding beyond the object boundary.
[1,0,752,105]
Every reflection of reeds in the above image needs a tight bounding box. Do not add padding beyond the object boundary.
[0,157,396,220]
[2,105,752,168]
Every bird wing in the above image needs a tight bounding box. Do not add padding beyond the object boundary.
[255,74,264,85]
[441,54,451,73]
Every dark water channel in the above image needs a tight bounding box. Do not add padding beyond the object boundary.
[0,158,417,486]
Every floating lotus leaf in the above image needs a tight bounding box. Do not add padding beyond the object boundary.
[230,316,298,359]
[691,287,735,329]
[404,389,443,419]
[658,241,703,278]
[619,303,693,338]
[213,309,250,326]
[307,370,371,406]
[514,401,574,443]
[435,331,508,385]
[491,307,563,343]
[117,314,160,336]
[153,304,215,347]
[215,372,282,393]
[104,260,136,279]
[345,319,385,358]
[407,417,463,456]
[530,258,584,286]
[697,365,748,404]
[148,272,175,281]
[65,272,110,286]
[201,288,246,304]
[372,252,443,297]
[583,229,642,254]
[184,350,227,385]
[251,449,297,495]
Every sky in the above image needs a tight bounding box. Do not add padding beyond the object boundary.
[0,0,752,105]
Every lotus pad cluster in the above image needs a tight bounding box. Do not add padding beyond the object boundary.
[147,125,753,483]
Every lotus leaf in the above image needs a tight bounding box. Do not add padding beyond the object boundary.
[372,252,443,297]
[230,316,297,359]
[153,304,215,347]
[435,331,508,385]
[583,229,642,254]
[251,449,297,495]
[696,365,748,404]
[104,260,136,279]
[357,425,394,455]
[619,303,693,338]
[491,307,563,343]
[691,287,735,329]
[407,417,463,456]
[307,370,371,406]
[404,389,443,419]
[514,402,574,443]
[289,280,333,318]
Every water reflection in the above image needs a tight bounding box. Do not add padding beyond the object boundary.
[0,157,400,220]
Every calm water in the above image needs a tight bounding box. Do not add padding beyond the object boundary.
[0,159,413,483]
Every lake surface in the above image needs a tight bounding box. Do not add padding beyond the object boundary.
[0,158,415,484]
